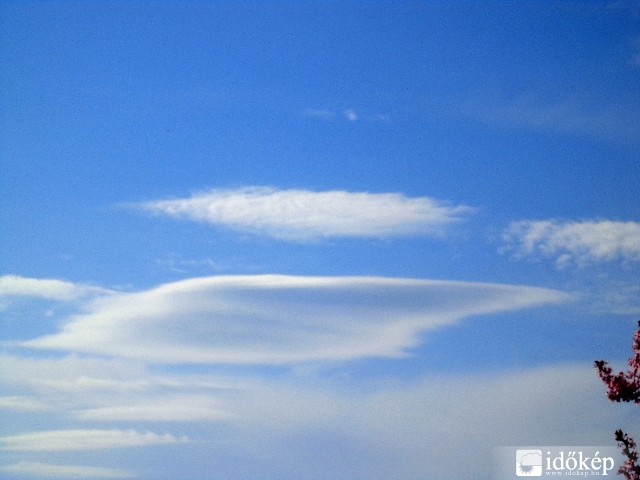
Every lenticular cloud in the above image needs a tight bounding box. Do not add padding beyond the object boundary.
[23,275,568,365]
[137,187,473,241]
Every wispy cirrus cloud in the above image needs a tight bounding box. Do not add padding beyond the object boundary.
[462,94,640,146]
[304,108,333,119]
[502,219,640,268]
[303,108,387,122]
[136,187,474,241]
[21,275,568,364]
[1,462,134,479]
[0,429,187,451]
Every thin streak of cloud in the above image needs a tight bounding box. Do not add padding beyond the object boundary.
[463,94,640,146]
[75,395,231,422]
[0,462,135,479]
[303,108,388,123]
[155,255,225,275]
[303,108,334,119]
[0,275,111,302]
[343,109,358,121]
[136,187,474,241]
[502,219,640,267]
[22,275,569,365]
[0,355,150,394]
[0,353,241,398]
[0,429,188,451]
[0,396,51,412]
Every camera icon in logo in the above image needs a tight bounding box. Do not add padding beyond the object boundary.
[516,449,542,476]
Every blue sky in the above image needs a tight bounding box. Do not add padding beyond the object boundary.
[1,1,639,479]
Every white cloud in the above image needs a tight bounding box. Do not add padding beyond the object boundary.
[502,220,640,267]
[0,429,187,451]
[22,275,568,364]
[1,462,134,479]
[137,187,474,241]
[0,275,111,302]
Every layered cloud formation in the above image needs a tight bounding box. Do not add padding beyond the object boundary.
[137,187,473,241]
[20,275,568,364]
[0,270,633,479]
[0,352,629,479]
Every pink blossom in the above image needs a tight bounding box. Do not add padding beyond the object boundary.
[595,321,640,480]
